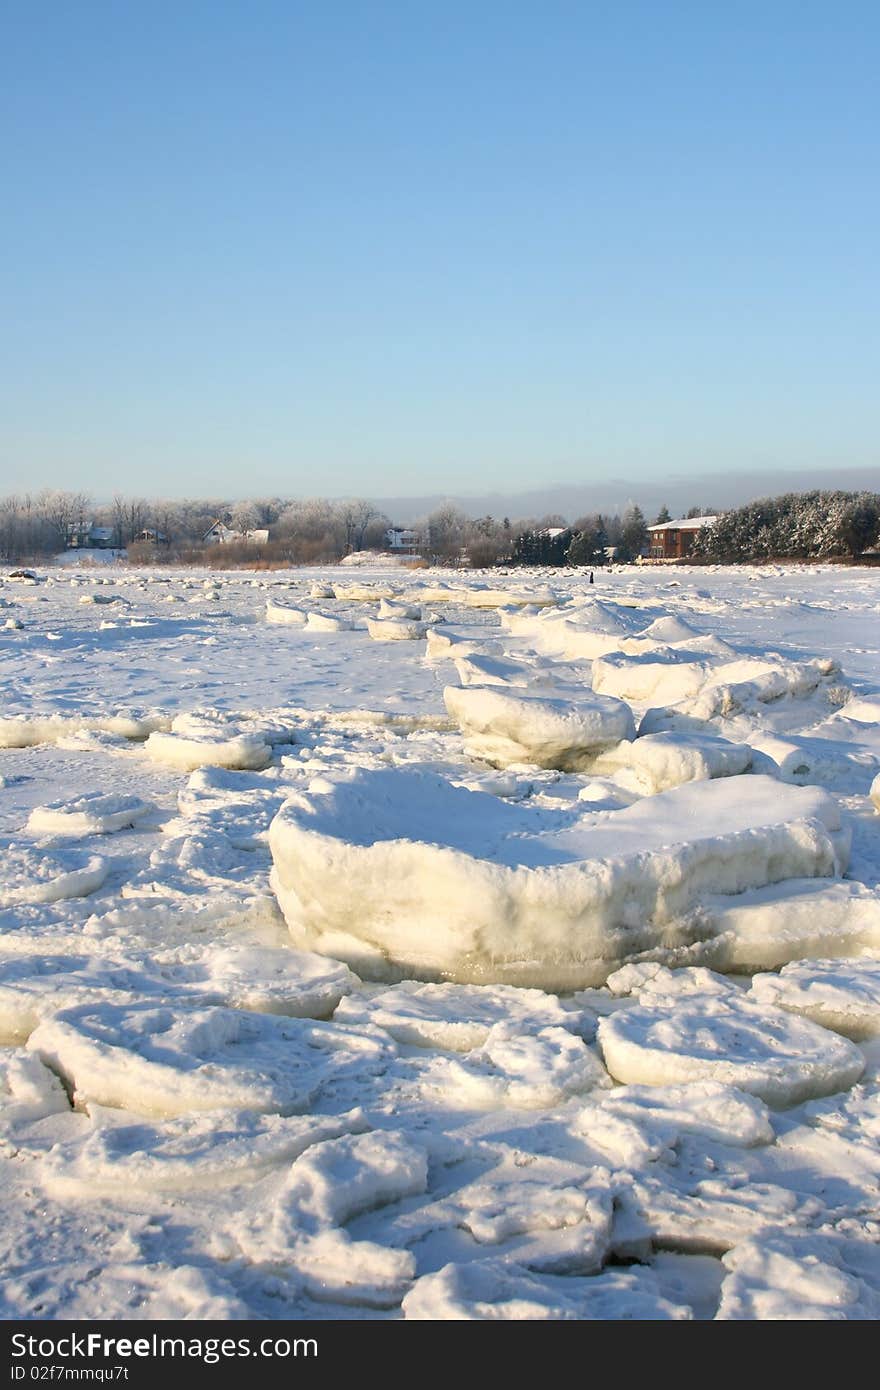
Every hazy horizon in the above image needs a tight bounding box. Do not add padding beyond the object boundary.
[7,464,879,527]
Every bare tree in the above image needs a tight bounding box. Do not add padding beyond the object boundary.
[277,498,348,562]
[230,500,260,535]
[37,489,91,552]
[362,512,392,551]
[420,503,471,560]
[339,498,377,553]
[112,496,148,546]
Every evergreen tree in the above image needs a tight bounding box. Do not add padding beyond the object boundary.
[567,518,605,567]
[692,490,880,562]
[619,505,648,561]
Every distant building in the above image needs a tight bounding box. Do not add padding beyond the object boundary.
[646,515,717,561]
[66,524,116,550]
[203,520,269,546]
[135,529,170,546]
[385,527,421,553]
[203,520,238,545]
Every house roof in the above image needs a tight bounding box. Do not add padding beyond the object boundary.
[648,515,718,532]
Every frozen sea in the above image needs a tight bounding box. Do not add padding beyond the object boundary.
[1,558,879,1320]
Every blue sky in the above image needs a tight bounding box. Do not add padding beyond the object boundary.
[1,2,878,499]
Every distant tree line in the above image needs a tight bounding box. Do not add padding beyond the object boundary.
[0,490,92,560]
[510,506,649,567]
[691,491,880,562]
[0,490,655,568]
[3,487,875,569]
[0,493,393,566]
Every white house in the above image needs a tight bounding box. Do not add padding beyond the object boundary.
[203,520,269,546]
[385,527,421,553]
[203,521,238,544]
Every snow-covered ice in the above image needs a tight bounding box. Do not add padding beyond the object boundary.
[750,959,880,1039]
[2,558,880,1320]
[444,684,635,769]
[596,968,865,1105]
[269,767,847,987]
[28,1002,392,1117]
[28,792,155,837]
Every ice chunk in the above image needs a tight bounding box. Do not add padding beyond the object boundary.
[28,1003,392,1117]
[377,598,422,620]
[334,980,579,1051]
[28,793,155,838]
[305,611,355,632]
[453,1177,611,1263]
[332,582,397,601]
[280,1129,428,1227]
[426,1024,609,1109]
[228,1130,425,1305]
[444,685,635,770]
[573,1081,775,1153]
[708,880,880,971]
[366,617,430,641]
[0,715,76,748]
[145,712,272,771]
[845,697,880,724]
[0,1049,69,1125]
[424,629,502,661]
[633,615,702,645]
[0,845,108,906]
[171,944,358,1017]
[500,606,632,660]
[592,648,716,704]
[278,1228,416,1307]
[269,767,847,988]
[0,711,168,748]
[97,711,169,740]
[749,734,816,781]
[465,587,555,608]
[402,1259,691,1320]
[595,646,830,715]
[0,954,188,1043]
[265,599,307,625]
[39,1106,367,1196]
[453,654,532,688]
[717,1234,880,1319]
[750,959,880,1040]
[597,971,864,1106]
[590,730,752,794]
